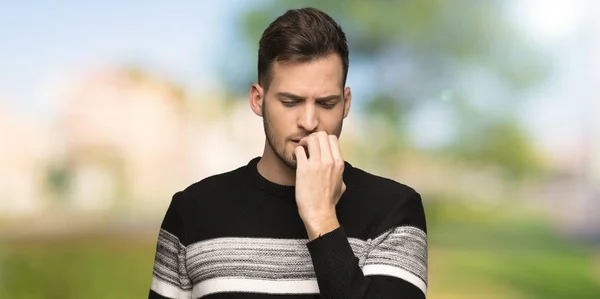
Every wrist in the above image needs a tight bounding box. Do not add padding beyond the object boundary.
[301,210,339,241]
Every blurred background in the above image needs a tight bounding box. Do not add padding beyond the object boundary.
[0,0,599,298]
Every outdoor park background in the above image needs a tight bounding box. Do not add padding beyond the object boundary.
[1,0,599,298]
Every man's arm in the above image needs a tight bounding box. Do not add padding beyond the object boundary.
[294,132,427,298]
[148,192,193,299]
[306,192,427,299]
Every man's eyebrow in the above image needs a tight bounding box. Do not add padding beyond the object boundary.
[275,92,304,101]
[275,92,342,102]
[316,94,342,102]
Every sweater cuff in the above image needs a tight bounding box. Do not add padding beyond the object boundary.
[306,226,359,296]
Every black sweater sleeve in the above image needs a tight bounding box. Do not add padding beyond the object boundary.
[148,192,192,299]
[306,191,428,299]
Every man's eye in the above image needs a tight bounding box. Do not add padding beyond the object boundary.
[282,101,298,107]
[319,102,335,109]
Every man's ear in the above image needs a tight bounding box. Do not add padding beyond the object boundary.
[343,86,352,119]
[250,83,264,117]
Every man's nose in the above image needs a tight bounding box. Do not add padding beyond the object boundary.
[298,104,318,132]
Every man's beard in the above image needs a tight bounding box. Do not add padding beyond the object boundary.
[263,104,299,170]
[262,102,344,171]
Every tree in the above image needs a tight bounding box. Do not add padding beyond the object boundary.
[226,0,550,179]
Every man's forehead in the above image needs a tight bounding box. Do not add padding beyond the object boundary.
[268,60,344,94]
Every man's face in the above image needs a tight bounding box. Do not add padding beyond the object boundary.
[259,53,352,169]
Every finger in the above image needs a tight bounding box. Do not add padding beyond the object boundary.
[294,145,308,165]
[316,132,332,162]
[299,134,321,161]
[328,135,343,166]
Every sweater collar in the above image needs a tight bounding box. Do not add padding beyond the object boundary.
[246,156,353,199]
[247,156,295,198]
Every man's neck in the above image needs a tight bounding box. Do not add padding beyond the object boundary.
[257,146,296,186]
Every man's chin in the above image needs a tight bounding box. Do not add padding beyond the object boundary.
[274,151,297,170]
[284,159,297,170]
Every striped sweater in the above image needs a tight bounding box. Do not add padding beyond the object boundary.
[148,157,428,299]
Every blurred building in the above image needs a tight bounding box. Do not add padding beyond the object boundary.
[0,67,273,229]
[0,103,55,217]
[55,68,189,212]
[54,67,267,215]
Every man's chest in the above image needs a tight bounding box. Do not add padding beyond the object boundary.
[180,194,378,296]
[189,194,377,241]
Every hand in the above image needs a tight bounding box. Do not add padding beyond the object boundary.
[294,131,346,240]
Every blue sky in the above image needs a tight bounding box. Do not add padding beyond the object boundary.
[0,0,257,110]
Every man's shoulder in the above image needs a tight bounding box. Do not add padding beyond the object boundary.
[347,162,418,199]
[346,162,426,235]
[176,163,249,201]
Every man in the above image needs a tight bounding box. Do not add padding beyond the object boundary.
[148,7,427,299]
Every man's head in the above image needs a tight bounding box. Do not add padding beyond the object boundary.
[250,7,352,169]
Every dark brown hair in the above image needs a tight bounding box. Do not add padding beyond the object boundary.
[257,7,349,91]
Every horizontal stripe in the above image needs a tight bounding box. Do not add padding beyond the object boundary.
[183,226,426,284]
[154,229,192,289]
[192,277,319,298]
[363,264,427,296]
[364,226,428,285]
[186,237,315,282]
[151,275,192,299]
[152,226,427,296]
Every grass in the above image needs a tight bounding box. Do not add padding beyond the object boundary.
[0,233,157,299]
[426,201,600,299]
[0,202,598,299]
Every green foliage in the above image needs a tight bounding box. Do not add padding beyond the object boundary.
[232,0,551,180]
[239,0,549,94]
[472,119,543,179]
